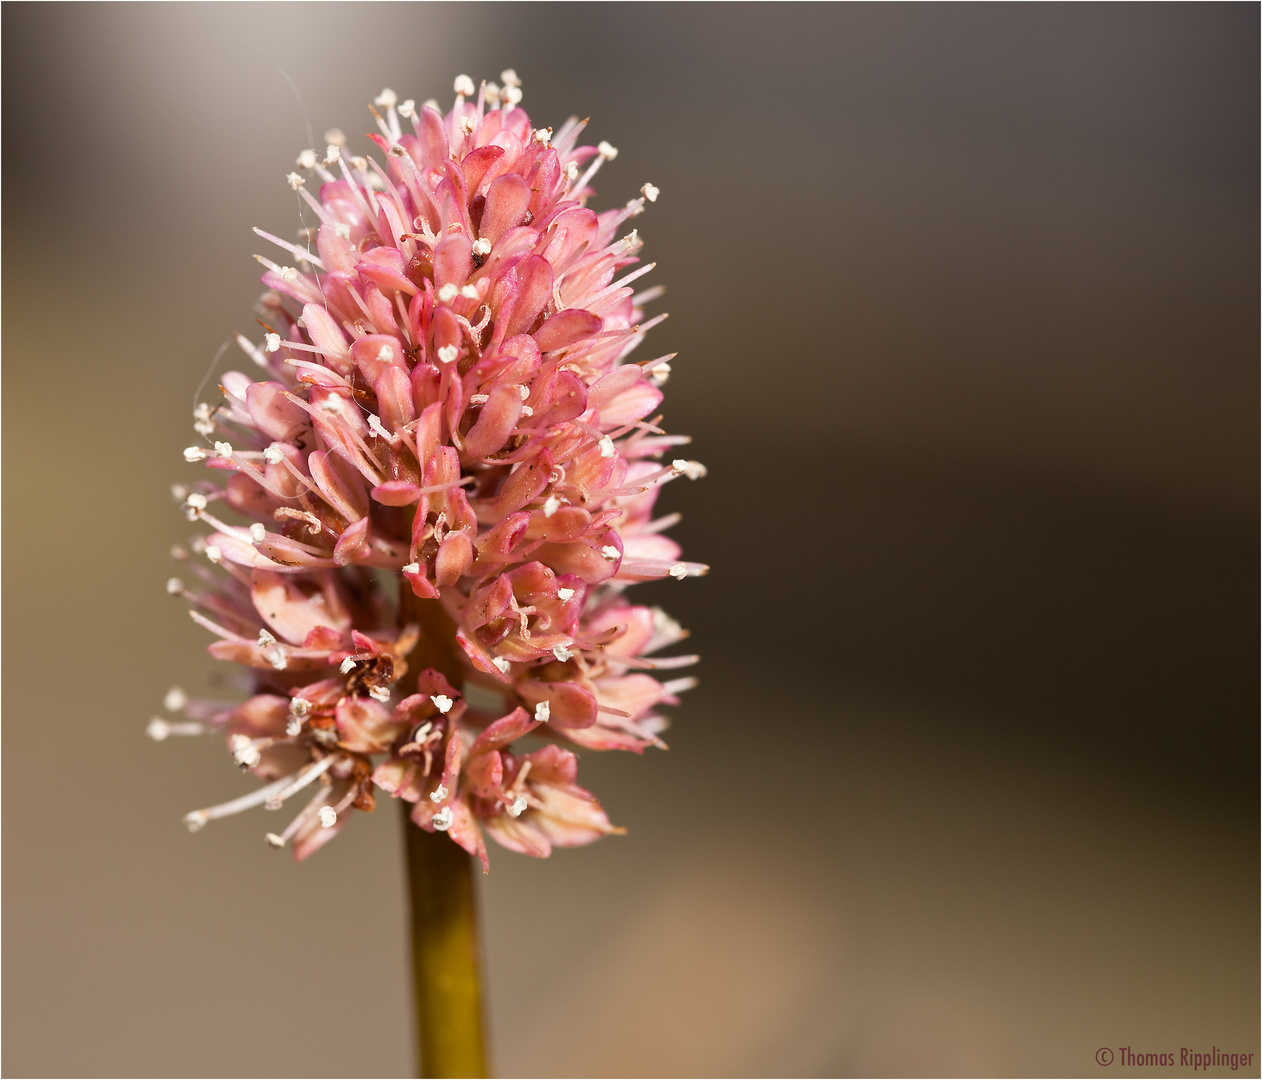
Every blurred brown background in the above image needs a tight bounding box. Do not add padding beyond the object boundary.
[3,3,1257,1077]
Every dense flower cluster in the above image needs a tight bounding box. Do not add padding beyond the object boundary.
[154,73,705,864]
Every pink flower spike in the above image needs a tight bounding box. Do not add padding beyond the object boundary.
[164,74,703,868]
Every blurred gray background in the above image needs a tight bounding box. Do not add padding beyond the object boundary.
[3,3,1257,1076]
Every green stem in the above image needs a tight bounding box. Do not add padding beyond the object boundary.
[403,806,489,1078]
[399,591,489,1078]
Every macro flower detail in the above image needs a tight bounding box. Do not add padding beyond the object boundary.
[157,73,705,867]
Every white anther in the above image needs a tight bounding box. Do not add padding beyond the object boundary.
[601,545,621,560]
[432,694,454,714]
[286,172,305,190]
[500,68,521,88]
[268,648,289,671]
[185,492,207,511]
[205,545,222,563]
[459,116,476,135]
[263,444,285,464]
[166,577,185,596]
[669,563,688,580]
[650,361,672,384]
[503,86,523,107]
[296,149,318,169]
[324,127,346,146]
[422,98,440,111]
[402,562,421,574]
[230,734,262,769]
[508,795,528,817]
[214,442,233,458]
[398,99,416,118]
[437,344,459,364]
[552,643,574,662]
[290,697,312,719]
[598,436,616,458]
[492,657,512,674]
[265,832,286,848]
[183,446,208,462]
[193,403,212,422]
[533,127,552,145]
[164,687,188,712]
[368,685,391,703]
[543,496,561,518]
[641,182,660,202]
[278,266,300,284]
[367,413,391,440]
[264,333,281,353]
[171,484,190,502]
[459,284,479,300]
[565,161,580,181]
[374,88,398,108]
[472,237,492,256]
[318,806,338,828]
[319,394,344,414]
[437,283,459,304]
[534,701,551,723]
[250,523,267,543]
[557,587,575,602]
[429,784,449,803]
[520,405,533,417]
[598,140,618,160]
[257,628,276,647]
[147,718,171,741]
[340,656,357,674]
[184,811,208,832]
[675,459,708,480]
[333,222,351,240]
[470,394,490,406]
[453,74,475,97]
[323,144,341,166]
[194,419,215,437]
[433,807,454,831]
